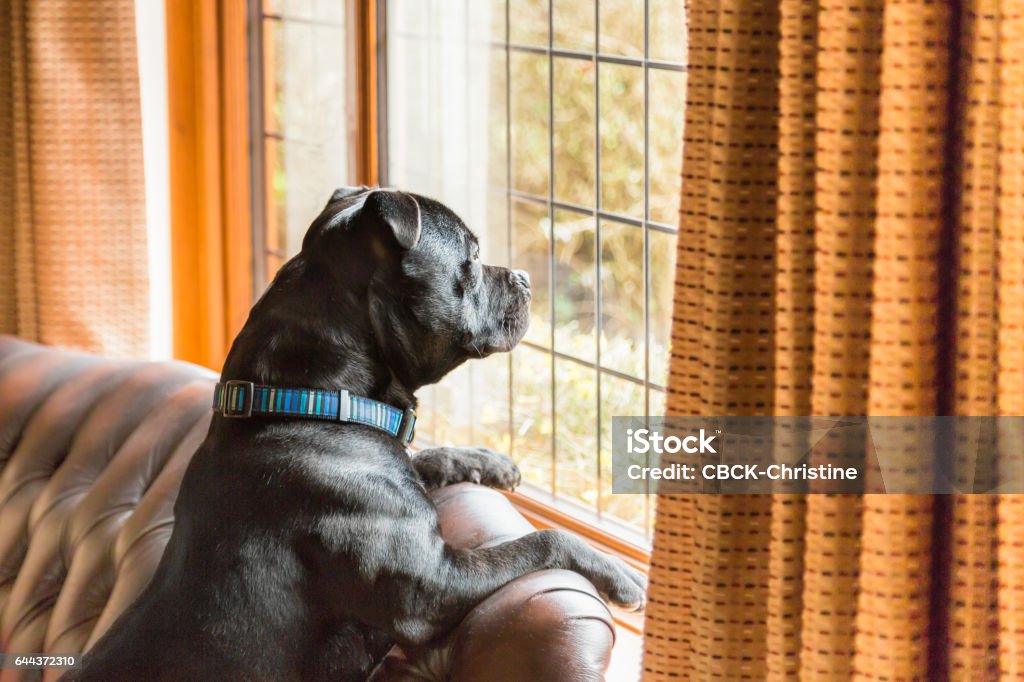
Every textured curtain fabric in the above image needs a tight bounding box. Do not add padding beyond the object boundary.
[0,0,149,356]
[643,0,1024,679]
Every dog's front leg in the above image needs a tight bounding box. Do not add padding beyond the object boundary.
[412,446,521,491]
[440,529,648,616]
[351,524,646,648]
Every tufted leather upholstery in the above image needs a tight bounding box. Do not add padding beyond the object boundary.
[0,337,616,681]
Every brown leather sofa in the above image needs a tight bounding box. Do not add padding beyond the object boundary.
[0,336,618,681]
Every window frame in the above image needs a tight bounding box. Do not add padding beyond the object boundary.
[167,0,253,369]
[248,0,381,297]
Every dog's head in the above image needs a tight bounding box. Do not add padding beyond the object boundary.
[301,187,532,387]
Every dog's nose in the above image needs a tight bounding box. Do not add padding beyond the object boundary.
[510,269,531,289]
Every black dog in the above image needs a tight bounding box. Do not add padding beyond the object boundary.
[68,188,646,681]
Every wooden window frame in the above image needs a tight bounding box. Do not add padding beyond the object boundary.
[168,0,379,369]
[167,1,252,370]
[167,4,649,635]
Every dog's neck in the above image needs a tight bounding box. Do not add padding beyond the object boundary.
[220,257,417,411]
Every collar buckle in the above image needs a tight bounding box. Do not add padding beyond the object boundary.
[397,407,417,443]
[222,380,255,418]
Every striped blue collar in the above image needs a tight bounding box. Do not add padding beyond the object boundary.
[213,380,416,444]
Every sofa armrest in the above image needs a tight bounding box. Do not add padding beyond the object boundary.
[370,484,616,681]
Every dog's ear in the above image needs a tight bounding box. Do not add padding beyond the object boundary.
[361,190,422,250]
[305,188,421,254]
[327,186,370,206]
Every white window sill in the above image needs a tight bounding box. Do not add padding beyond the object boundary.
[608,626,643,681]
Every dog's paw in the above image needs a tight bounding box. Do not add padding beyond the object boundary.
[550,531,648,611]
[586,553,647,612]
[604,558,648,611]
[461,447,521,491]
[413,447,521,491]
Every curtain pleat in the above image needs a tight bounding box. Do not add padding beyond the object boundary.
[0,7,10,326]
[643,0,1024,677]
[852,0,950,677]
[997,0,1024,674]
[690,0,781,665]
[644,0,780,677]
[642,0,714,672]
[768,0,818,675]
[951,0,1001,679]
[800,0,883,675]
[0,0,149,356]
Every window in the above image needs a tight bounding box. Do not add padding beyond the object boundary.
[250,1,362,286]
[384,0,685,545]
[250,0,686,546]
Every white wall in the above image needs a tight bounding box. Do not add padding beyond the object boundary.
[135,0,172,359]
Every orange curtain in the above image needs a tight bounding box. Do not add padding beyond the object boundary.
[643,0,1024,679]
[0,0,149,357]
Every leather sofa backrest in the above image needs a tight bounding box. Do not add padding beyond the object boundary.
[0,337,216,680]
